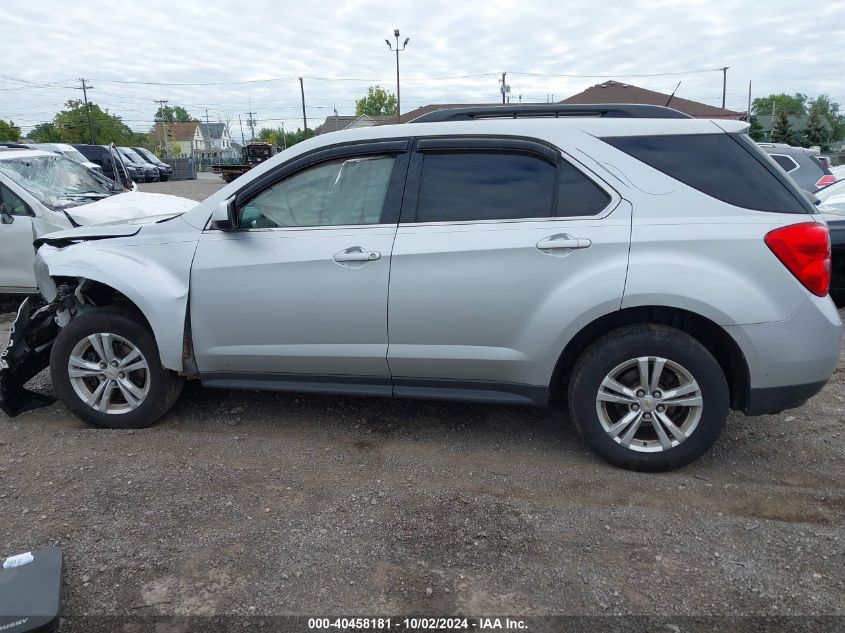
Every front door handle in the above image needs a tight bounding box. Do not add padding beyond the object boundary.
[536,234,592,251]
[333,247,381,263]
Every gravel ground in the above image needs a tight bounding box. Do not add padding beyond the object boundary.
[1,178,843,628]
[138,172,226,202]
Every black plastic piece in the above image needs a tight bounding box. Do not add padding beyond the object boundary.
[0,298,59,417]
[0,547,63,632]
[409,103,691,123]
[744,380,828,415]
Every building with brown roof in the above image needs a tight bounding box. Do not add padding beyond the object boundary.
[560,81,743,120]
[150,122,204,157]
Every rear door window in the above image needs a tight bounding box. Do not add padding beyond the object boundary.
[604,134,812,213]
[415,152,556,222]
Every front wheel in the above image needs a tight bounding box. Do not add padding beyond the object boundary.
[568,324,729,471]
[50,307,183,429]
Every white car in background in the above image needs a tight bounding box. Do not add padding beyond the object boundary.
[0,148,196,293]
[30,142,103,174]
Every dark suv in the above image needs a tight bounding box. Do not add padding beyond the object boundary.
[72,144,139,183]
[132,146,173,181]
[758,143,835,192]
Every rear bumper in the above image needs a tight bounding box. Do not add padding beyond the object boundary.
[726,296,842,415]
[745,379,829,415]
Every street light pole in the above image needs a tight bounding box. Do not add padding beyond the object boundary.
[386,29,409,124]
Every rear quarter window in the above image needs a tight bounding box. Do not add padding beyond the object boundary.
[604,134,812,214]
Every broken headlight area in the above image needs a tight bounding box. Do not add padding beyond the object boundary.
[0,282,79,417]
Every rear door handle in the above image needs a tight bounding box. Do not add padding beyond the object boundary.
[333,247,381,263]
[536,234,592,251]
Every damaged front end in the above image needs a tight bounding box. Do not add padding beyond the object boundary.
[0,282,79,416]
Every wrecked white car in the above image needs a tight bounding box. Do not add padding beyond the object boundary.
[0,148,196,293]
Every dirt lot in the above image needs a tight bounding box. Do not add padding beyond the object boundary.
[1,177,843,629]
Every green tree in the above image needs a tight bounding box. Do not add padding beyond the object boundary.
[30,122,62,142]
[155,105,196,123]
[752,93,807,117]
[806,95,845,142]
[258,126,310,149]
[772,110,799,145]
[53,99,135,144]
[0,119,21,141]
[748,115,765,141]
[803,107,830,149]
[355,85,398,116]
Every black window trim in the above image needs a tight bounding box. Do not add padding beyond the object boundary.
[224,138,411,231]
[400,134,617,225]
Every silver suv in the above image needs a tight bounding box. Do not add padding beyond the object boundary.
[1,104,841,471]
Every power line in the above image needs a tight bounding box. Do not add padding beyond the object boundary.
[0,66,722,88]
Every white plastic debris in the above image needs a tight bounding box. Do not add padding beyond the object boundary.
[3,552,34,569]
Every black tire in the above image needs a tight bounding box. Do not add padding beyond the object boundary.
[568,324,729,472]
[50,307,183,429]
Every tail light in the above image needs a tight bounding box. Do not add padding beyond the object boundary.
[765,222,831,296]
[816,174,837,188]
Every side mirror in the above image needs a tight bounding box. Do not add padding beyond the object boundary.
[0,203,13,225]
[209,198,238,230]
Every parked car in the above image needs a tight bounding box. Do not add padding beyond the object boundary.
[831,164,845,181]
[0,148,196,293]
[118,147,158,183]
[1,104,840,472]
[72,144,140,184]
[30,143,103,174]
[131,147,172,182]
[817,180,845,306]
[758,143,836,191]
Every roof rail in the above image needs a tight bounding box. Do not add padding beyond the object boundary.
[409,103,692,123]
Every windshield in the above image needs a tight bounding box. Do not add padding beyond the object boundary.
[119,149,142,164]
[134,148,159,164]
[0,154,117,209]
[248,145,272,158]
[62,148,91,165]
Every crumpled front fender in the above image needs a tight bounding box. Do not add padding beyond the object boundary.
[35,224,199,373]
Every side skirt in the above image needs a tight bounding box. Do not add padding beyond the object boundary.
[200,373,549,407]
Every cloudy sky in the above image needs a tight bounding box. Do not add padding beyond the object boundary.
[2,0,843,137]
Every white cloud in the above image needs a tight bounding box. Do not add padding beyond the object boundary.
[1,0,843,133]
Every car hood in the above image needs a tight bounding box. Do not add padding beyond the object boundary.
[65,191,196,225]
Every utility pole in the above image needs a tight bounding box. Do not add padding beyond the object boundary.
[238,114,245,145]
[385,30,409,123]
[747,80,752,122]
[245,111,257,142]
[501,72,507,104]
[205,108,212,160]
[155,99,169,156]
[720,66,730,110]
[771,101,776,141]
[299,77,308,136]
[79,78,94,144]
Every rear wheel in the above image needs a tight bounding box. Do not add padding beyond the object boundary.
[568,324,729,471]
[50,308,183,429]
